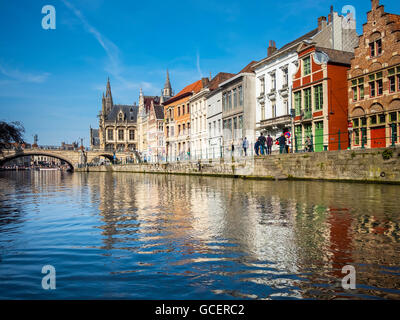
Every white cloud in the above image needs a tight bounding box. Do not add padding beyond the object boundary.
[0,64,50,83]
[62,0,153,98]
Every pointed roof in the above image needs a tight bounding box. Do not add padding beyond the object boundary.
[106,77,112,99]
[164,69,172,91]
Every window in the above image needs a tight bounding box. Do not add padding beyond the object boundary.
[233,88,237,107]
[351,78,364,101]
[209,123,212,136]
[283,68,288,87]
[233,117,237,139]
[182,105,185,115]
[238,86,243,106]
[222,93,226,111]
[118,129,124,141]
[178,106,180,116]
[314,84,323,110]
[379,114,386,124]
[388,66,400,93]
[107,129,113,140]
[187,104,190,114]
[228,91,232,109]
[354,129,360,145]
[304,88,312,112]
[303,57,311,76]
[260,77,265,94]
[183,123,185,135]
[271,72,276,91]
[353,118,359,128]
[369,39,382,57]
[261,103,265,120]
[389,112,397,122]
[218,120,221,134]
[370,115,377,125]
[272,104,276,118]
[294,91,302,115]
[369,72,383,97]
[129,130,135,140]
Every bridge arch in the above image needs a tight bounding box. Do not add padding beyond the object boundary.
[0,151,75,171]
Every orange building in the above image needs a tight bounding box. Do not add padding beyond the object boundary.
[163,79,209,161]
[292,42,354,151]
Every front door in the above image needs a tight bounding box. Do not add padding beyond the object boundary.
[370,126,386,148]
[314,121,324,152]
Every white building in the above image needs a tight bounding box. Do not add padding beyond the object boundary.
[253,7,357,152]
[189,88,209,159]
[220,62,257,158]
[206,73,235,159]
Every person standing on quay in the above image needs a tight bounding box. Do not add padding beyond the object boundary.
[242,137,249,157]
[254,140,260,156]
[258,132,267,155]
[278,133,287,154]
[266,134,273,155]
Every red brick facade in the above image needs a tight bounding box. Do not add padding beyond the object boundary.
[348,0,400,149]
[292,43,353,151]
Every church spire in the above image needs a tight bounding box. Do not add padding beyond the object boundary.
[163,69,172,98]
[104,77,113,113]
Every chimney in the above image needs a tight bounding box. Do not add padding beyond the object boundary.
[267,40,277,57]
[318,16,327,31]
[328,5,334,23]
[371,0,379,10]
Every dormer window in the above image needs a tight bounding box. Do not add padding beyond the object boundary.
[118,112,124,121]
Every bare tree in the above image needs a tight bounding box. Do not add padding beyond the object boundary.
[0,121,25,151]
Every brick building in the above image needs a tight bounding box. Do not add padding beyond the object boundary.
[348,0,400,149]
[292,43,354,151]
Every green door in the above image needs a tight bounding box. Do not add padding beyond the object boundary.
[315,121,324,152]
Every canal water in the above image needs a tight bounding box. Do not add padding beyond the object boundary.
[0,171,399,300]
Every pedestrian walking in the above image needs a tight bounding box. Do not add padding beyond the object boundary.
[231,142,235,157]
[258,132,267,155]
[266,134,273,155]
[242,137,249,156]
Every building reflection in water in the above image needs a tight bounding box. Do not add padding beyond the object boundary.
[37,172,398,299]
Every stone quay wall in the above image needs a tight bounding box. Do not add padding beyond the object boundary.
[78,147,400,184]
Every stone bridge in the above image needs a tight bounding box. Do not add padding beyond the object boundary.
[0,148,138,171]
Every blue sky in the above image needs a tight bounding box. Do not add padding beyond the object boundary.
[1,0,399,146]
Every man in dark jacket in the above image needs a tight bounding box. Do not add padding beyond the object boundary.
[277,133,287,154]
[258,133,267,155]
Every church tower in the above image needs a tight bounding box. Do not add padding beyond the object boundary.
[163,69,172,98]
[105,77,113,114]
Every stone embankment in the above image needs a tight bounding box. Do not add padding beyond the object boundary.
[77,147,400,184]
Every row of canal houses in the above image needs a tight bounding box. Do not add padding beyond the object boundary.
[93,0,400,162]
